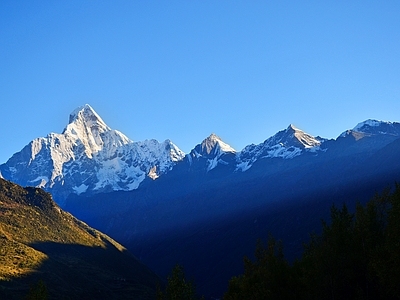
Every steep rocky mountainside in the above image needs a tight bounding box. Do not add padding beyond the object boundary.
[0,104,184,205]
[0,178,160,299]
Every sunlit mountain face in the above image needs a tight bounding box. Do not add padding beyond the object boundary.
[0,178,160,299]
[0,104,185,205]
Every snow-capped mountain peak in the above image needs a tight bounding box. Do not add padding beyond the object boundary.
[68,104,108,129]
[287,124,322,149]
[188,134,236,172]
[0,104,185,205]
[353,119,383,131]
[287,124,298,131]
[63,104,132,159]
[340,119,400,138]
[236,125,325,172]
[353,119,400,136]
[198,133,236,156]
[265,124,322,150]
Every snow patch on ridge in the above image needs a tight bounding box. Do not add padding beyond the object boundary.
[73,184,88,195]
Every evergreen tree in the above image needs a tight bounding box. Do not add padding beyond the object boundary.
[157,264,198,300]
[224,237,298,300]
[224,185,400,299]
[353,197,385,299]
[305,204,363,298]
[26,279,48,300]
[374,184,400,298]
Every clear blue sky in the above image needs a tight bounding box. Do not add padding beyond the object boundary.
[1,1,399,163]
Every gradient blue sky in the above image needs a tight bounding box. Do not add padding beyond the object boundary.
[1,1,400,163]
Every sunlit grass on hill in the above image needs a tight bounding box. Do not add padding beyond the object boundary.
[0,178,160,299]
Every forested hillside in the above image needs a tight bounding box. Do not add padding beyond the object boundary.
[224,185,400,299]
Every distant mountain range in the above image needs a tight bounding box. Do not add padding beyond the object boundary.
[2,104,400,298]
[2,104,399,206]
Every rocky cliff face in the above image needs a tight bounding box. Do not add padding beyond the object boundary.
[0,105,184,205]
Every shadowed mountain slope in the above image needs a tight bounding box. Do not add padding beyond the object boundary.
[66,134,400,298]
[0,178,160,299]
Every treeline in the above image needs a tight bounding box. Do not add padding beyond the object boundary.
[158,185,400,299]
[224,184,400,300]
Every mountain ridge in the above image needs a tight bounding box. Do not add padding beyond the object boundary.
[1,104,399,206]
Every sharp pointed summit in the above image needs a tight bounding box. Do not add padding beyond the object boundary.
[285,124,323,149]
[197,133,236,157]
[63,104,131,158]
[263,124,323,150]
[68,104,107,126]
[187,134,236,172]
[237,125,325,171]
[287,124,298,131]
[0,104,185,205]
[66,105,132,147]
